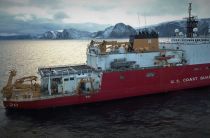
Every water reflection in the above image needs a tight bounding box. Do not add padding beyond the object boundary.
[1,40,210,137]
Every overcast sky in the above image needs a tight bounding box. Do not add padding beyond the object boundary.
[0,0,209,34]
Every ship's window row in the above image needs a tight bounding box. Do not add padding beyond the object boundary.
[64,78,69,81]
[64,78,74,81]
[173,39,209,42]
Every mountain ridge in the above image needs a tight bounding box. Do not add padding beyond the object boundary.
[1,18,210,40]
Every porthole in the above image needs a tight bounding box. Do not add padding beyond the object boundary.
[120,75,125,80]
[206,67,210,70]
[193,67,200,71]
[146,72,155,77]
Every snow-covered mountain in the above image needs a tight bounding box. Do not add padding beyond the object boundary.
[62,29,91,39]
[40,18,210,39]
[42,29,91,39]
[1,18,209,39]
[94,23,136,38]
[42,31,61,39]
[42,23,136,39]
[139,18,210,37]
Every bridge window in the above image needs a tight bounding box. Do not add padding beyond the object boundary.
[64,78,69,81]
[70,77,74,80]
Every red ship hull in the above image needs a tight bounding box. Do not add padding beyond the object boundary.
[4,63,210,109]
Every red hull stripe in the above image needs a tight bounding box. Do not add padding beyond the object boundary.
[4,64,210,109]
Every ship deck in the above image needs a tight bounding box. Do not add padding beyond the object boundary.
[38,64,97,77]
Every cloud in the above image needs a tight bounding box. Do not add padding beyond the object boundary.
[125,0,193,16]
[83,0,119,12]
[0,0,209,17]
[0,0,209,34]
[30,0,64,9]
[53,12,70,20]
[15,14,34,22]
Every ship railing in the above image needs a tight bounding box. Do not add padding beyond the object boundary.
[104,63,184,72]
[103,66,159,72]
[161,37,210,44]
[39,68,98,78]
[38,63,87,70]
[11,89,101,101]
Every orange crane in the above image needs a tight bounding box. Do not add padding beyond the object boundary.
[1,70,41,99]
[1,70,16,99]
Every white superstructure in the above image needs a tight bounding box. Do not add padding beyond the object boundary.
[160,37,210,65]
[87,40,184,71]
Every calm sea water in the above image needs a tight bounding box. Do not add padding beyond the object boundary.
[0,40,210,138]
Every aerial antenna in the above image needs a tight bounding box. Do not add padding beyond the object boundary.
[188,2,192,18]
[186,2,198,38]
[144,13,147,30]
[137,13,141,33]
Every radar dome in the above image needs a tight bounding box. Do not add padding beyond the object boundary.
[193,28,198,32]
[175,29,179,33]
[179,32,184,36]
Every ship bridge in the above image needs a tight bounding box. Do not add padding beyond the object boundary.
[87,30,184,71]
[159,3,210,65]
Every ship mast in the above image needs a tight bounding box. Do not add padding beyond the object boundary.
[188,2,192,19]
[186,3,198,38]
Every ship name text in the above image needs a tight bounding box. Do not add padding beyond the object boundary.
[170,75,210,84]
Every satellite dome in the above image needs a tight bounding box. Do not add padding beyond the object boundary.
[175,29,179,33]
[179,32,184,36]
[193,28,198,32]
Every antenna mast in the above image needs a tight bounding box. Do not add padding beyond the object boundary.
[144,13,147,30]
[188,2,192,18]
[137,13,141,33]
[186,3,198,38]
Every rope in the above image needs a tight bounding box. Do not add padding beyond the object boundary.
[0,96,5,109]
